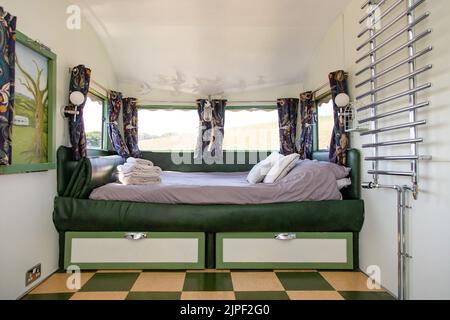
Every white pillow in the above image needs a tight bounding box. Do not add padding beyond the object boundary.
[247,152,283,184]
[264,153,300,184]
[337,178,352,190]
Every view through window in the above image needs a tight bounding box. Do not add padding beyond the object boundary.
[83,93,105,149]
[137,108,280,152]
[138,109,198,151]
[223,110,279,151]
[317,97,335,151]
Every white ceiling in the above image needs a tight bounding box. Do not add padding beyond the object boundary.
[75,0,350,96]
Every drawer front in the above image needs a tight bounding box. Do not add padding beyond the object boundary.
[216,233,353,270]
[65,232,205,270]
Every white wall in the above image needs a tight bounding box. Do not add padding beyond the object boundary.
[0,0,117,300]
[305,0,450,299]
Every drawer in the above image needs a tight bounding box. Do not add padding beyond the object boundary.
[65,232,205,270]
[216,232,353,270]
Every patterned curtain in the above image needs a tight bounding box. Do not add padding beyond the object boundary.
[67,65,91,161]
[108,91,130,158]
[298,92,315,160]
[122,97,142,158]
[0,8,16,166]
[328,70,350,166]
[195,99,226,162]
[277,98,299,155]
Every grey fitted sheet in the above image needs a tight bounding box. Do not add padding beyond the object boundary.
[90,160,346,205]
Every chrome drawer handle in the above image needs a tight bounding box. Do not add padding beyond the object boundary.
[275,233,297,241]
[124,233,148,240]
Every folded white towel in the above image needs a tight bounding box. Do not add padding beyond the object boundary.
[120,171,161,179]
[118,158,162,185]
[127,157,154,167]
[118,163,162,175]
[119,172,161,185]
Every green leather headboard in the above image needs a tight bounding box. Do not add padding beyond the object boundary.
[57,147,125,198]
[57,147,361,200]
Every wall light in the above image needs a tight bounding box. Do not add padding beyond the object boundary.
[335,93,350,108]
[64,91,85,122]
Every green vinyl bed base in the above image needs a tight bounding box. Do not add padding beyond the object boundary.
[59,232,360,270]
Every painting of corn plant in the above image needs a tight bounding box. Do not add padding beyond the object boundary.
[12,41,49,164]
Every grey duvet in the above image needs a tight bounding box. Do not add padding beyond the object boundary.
[89,160,350,205]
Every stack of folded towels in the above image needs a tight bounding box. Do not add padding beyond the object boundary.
[117,157,162,185]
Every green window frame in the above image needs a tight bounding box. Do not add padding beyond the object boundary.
[0,31,57,175]
[313,91,333,153]
[85,88,109,152]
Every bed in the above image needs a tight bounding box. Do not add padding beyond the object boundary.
[89,160,350,205]
[53,147,364,270]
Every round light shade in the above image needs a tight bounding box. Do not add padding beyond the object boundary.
[69,91,85,106]
[335,93,350,108]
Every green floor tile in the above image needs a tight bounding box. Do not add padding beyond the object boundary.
[142,270,187,273]
[339,291,396,301]
[230,270,274,272]
[126,292,181,300]
[80,273,140,292]
[183,273,233,292]
[235,291,290,301]
[22,293,73,300]
[276,272,334,291]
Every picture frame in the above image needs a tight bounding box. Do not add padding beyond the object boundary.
[0,31,56,175]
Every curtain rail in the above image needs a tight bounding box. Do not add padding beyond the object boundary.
[140,100,279,105]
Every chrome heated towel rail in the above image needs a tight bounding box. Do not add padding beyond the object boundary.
[355,0,432,300]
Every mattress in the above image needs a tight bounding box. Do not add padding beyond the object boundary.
[89,160,348,205]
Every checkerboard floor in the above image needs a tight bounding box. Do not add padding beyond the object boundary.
[22,270,395,300]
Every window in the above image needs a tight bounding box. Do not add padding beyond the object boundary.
[138,109,198,151]
[223,109,279,151]
[317,96,335,151]
[83,92,106,150]
[137,107,280,152]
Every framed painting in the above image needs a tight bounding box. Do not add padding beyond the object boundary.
[0,31,56,174]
